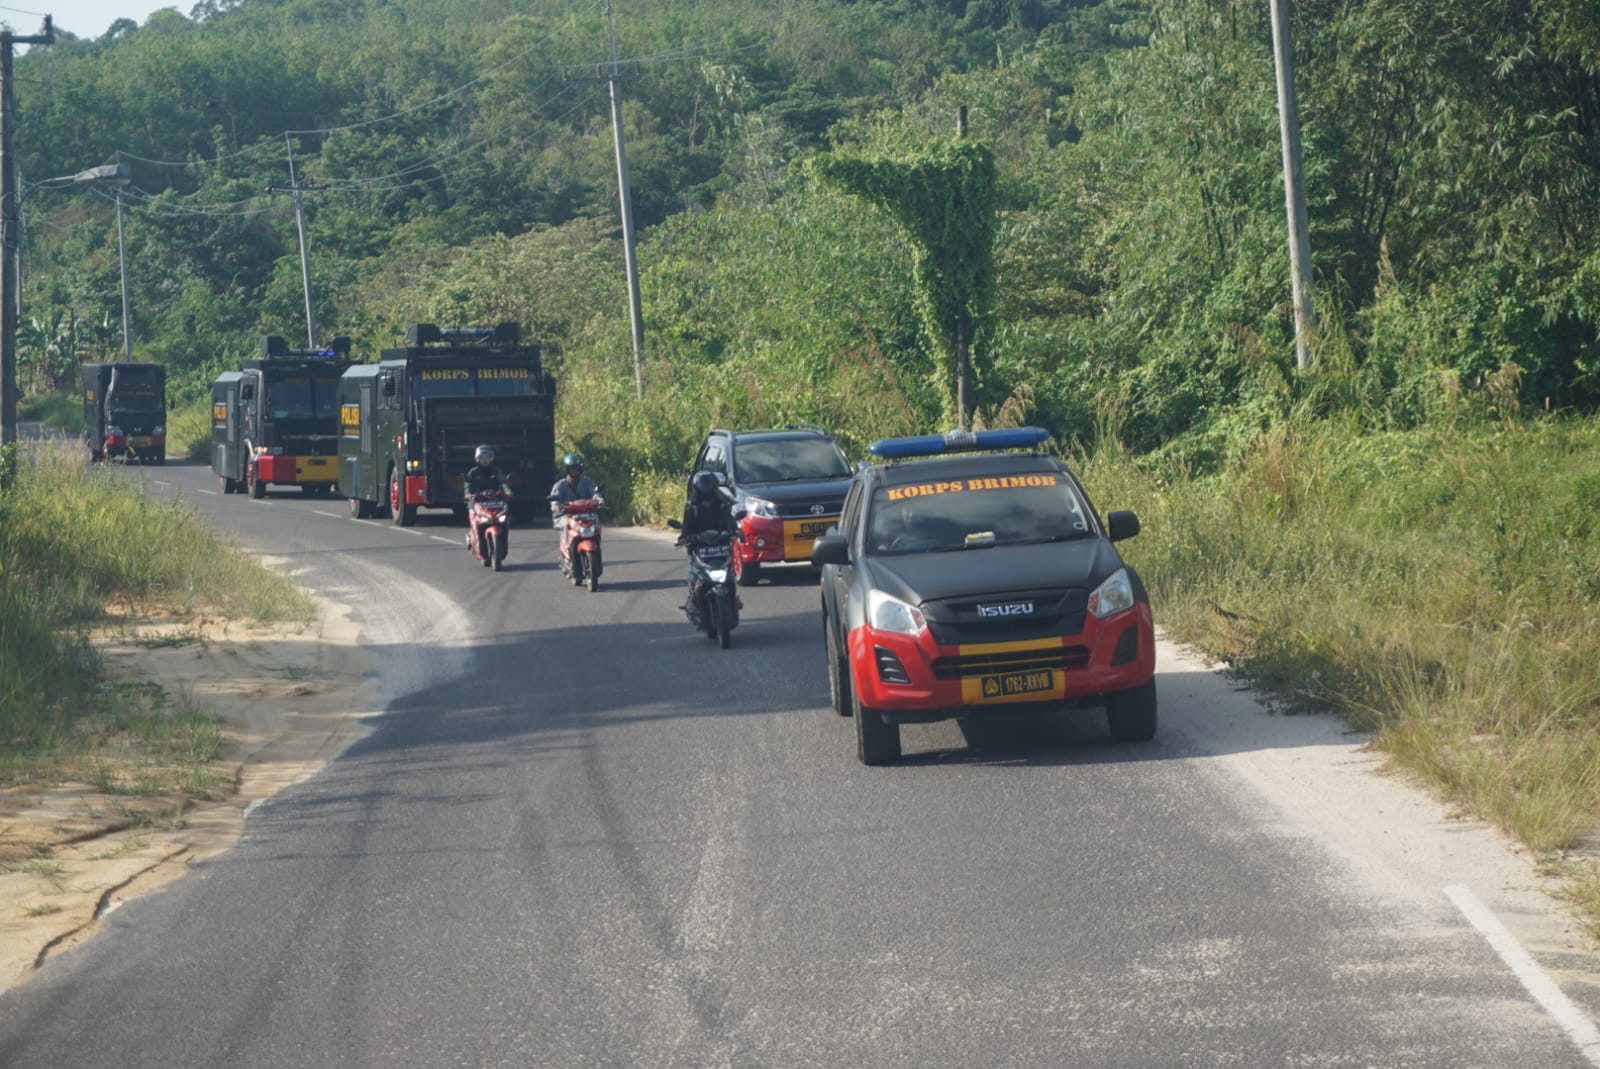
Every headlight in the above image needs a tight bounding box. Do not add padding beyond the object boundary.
[1087,568,1135,619]
[744,496,778,520]
[153,425,165,436]
[867,589,927,636]
[706,568,729,584]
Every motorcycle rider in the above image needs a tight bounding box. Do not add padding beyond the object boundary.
[549,450,600,550]
[464,444,512,550]
[549,451,598,523]
[679,471,738,618]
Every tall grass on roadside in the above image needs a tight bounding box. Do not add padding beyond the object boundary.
[1,438,311,786]
[1078,416,1600,936]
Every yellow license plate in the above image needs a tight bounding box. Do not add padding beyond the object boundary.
[966,669,1059,704]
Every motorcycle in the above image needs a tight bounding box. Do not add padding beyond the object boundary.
[466,489,511,571]
[667,520,740,648]
[550,492,605,592]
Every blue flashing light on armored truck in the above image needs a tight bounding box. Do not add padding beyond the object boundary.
[337,322,556,525]
[211,335,354,498]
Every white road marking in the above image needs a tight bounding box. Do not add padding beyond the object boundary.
[312,510,342,519]
[431,536,460,545]
[1445,884,1600,1066]
[197,489,216,495]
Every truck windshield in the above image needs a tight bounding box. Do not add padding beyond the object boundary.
[867,473,1092,555]
[108,392,163,412]
[266,378,340,420]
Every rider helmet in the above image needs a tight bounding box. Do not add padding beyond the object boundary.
[474,444,495,464]
[692,471,722,500]
[562,451,585,474]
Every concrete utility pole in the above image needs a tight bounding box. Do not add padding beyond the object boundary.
[954,105,969,431]
[1270,0,1316,371]
[567,0,645,398]
[1,16,57,448]
[267,142,327,349]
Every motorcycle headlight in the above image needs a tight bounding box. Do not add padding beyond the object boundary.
[1087,568,1136,619]
[744,496,778,520]
[706,567,729,584]
[867,589,927,636]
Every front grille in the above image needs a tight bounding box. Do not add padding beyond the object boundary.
[924,587,1088,646]
[775,499,845,520]
[931,645,1090,680]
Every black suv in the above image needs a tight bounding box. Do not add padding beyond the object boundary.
[689,424,854,585]
[810,427,1156,765]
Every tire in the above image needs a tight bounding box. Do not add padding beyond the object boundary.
[583,551,598,592]
[714,596,732,649]
[735,553,760,587]
[153,454,166,466]
[825,617,850,717]
[851,682,900,766]
[349,495,371,519]
[1106,679,1158,743]
[490,531,502,571]
[703,592,718,639]
[249,461,265,499]
[389,469,415,526]
[220,475,236,495]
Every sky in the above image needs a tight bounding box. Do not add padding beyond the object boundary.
[6,1,186,41]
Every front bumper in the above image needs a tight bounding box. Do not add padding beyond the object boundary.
[739,514,839,564]
[846,602,1155,723]
[255,454,336,484]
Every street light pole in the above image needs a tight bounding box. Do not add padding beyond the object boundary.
[67,165,134,361]
[113,185,131,360]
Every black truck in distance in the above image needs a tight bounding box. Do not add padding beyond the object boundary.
[338,323,555,525]
[81,362,166,464]
[211,335,353,497]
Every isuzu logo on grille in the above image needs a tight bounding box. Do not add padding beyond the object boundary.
[978,601,1035,618]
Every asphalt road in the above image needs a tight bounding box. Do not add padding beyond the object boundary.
[3,459,1599,1068]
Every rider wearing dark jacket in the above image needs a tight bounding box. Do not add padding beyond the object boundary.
[680,471,737,616]
[464,444,512,502]
[680,471,736,539]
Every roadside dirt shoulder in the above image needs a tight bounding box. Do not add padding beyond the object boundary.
[0,599,375,994]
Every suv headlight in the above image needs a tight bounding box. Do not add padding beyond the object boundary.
[867,589,927,636]
[1087,568,1135,619]
[744,495,778,520]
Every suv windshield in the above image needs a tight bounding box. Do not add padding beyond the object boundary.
[868,472,1091,555]
[733,439,850,484]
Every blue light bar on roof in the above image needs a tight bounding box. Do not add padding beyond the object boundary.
[868,426,1051,459]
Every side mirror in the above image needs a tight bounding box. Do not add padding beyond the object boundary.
[1106,510,1141,542]
[667,518,683,530]
[240,384,255,401]
[381,377,396,397]
[810,532,850,566]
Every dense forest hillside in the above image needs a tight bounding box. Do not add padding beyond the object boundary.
[12,0,1600,472]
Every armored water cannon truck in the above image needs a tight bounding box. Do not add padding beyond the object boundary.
[81,361,166,464]
[337,322,555,525]
[211,335,354,497]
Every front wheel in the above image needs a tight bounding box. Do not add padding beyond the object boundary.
[490,530,503,571]
[734,553,761,586]
[389,469,415,526]
[349,495,372,520]
[1106,679,1158,742]
[825,618,850,717]
[713,596,732,648]
[583,551,599,592]
[851,685,900,766]
[249,461,266,499]
[219,475,237,495]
